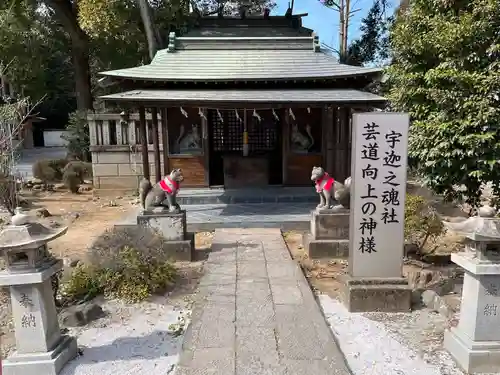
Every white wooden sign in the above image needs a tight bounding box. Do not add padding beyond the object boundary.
[349,112,410,278]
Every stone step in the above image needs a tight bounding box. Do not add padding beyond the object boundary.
[176,187,317,205]
[114,204,313,233]
[187,218,310,232]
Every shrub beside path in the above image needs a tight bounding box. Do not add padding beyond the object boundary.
[176,228,350,375]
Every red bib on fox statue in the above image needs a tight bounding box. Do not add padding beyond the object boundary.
[159,176,180,194]
[315,172,334,193]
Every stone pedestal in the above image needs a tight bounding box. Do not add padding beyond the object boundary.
[442,205,500,373]
[340,275,411,312]
[137,208,194,261]
[303,210,349,259]
[444,251,500,373]
[0,215,77,375]
[0,262,78,375]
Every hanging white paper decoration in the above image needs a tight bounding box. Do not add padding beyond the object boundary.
[235,109,241,122]
[272,109,279,121]
[198,108,207,121]
[252,109,262,122]
[180,107,188,118]
[289,108,296,121]
[217,109,224,123]
[307,107,311,113]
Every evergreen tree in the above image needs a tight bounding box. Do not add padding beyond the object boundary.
[346,0,391,66]
[387,0,500,207]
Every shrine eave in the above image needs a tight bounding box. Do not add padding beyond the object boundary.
[99,89,387,108]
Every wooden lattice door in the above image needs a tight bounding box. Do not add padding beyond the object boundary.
[247,116,279,154]
[210,110,243,153]
[208,110,241,185]
[208,109,283,186]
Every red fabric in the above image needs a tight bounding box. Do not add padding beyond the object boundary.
[159,179,171,193]
[159,176,179,193]
[315,173,334,192]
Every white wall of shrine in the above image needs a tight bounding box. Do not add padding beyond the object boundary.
[87,112,166,191]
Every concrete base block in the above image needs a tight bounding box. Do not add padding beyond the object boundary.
[2,335,77,375]
[445,327,500,374]
[113,208,195,261]
[310,210,349,240]
[302,233,348,259]
[341,275,411,312]
[137,209,187,241]
[164,233,195,262]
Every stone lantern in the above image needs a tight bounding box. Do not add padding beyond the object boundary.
[444,204,500,373]
[0,208,77,375]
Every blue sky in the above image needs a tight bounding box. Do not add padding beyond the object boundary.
[272,0,394,50]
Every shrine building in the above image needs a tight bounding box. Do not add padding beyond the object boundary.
[89,12,386,191]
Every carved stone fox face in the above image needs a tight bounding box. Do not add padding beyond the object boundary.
[169,168,184,183]
[310,166,325,182]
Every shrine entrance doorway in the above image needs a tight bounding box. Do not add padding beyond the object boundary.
[208,109,283,188]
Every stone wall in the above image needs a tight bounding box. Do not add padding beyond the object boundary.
[88,111,207,192]
[91,147,166,191]
[88,112,166,192]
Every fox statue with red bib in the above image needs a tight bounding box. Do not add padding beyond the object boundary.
[311,166,351,212]
[139,168,184,213]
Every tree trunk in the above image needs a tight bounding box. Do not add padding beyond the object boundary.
[72,40,93,111]
[339,0,346,62]
[138,0,159,60]
[343,0,350,60]
[45,0,94,111]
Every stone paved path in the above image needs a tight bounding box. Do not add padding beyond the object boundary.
[176,228,350,375]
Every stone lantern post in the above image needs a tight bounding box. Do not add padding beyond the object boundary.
[0,209,77,375]
[444,204,500,373]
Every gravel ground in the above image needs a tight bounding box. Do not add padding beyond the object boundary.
[60,296,191,375]
[0,285,14,357]
[319,295,500,375]
[1,293,192,375]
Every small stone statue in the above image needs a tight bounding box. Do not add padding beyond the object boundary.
[291,123,314,153]
[442,203,498,237]
[176,124,201,154]
[11,207,30,226]
[311,166,351,212]
[139,169,184,213]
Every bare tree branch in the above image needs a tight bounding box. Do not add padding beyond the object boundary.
[0,94,45,215]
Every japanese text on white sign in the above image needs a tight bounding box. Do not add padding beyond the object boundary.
[349,113,409,278]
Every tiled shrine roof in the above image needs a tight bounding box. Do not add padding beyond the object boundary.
[99,15,382,83]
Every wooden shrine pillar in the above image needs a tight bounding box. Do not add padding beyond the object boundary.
[151,107,162,182]
[338,107,351,181]
[323,105,335,176]
[329,106,351,182]
[160,108,169,176]
[138,106,150,180]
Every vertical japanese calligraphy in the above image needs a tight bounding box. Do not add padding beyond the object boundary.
[19,293,33,309]
[349,113,409,278]
[359,122,380,255]
[381,129,403,226]
[21,313,36,328]
[16,289,37,329]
